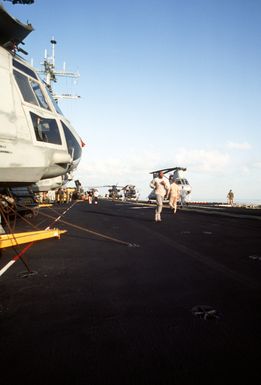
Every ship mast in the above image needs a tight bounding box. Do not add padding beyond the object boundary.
[39,38,80,101]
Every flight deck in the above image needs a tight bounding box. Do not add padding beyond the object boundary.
[0,199,261,385]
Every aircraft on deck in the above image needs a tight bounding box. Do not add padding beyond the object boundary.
[148,167,192,201]
[0,0,77,275]
[122,185,139,201]
[0,4,83,188]
[103,185,123,200]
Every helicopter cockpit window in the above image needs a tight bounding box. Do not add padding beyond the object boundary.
[30,81,50,110]
[44,85,64,115]
[176,179,182,185]
[30,112,62,145]
[13,59,38,80]
[14,70,38,106]
[61,121,82,160]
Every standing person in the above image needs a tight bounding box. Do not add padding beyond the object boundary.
[180,186,187,208]
[168,180,179,214]
[57,188,64,204]
[227,189,234,206]
[65,189,70,204]
[93,189,99,205]
[88,190,93,204]
[150,171,170,222]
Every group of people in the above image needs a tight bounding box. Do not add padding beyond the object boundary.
[150,171,187,222]
[85,189,99,205]
[56,188,73,204]
[150,172,236,222]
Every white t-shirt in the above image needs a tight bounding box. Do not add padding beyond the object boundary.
[150,177,170,197]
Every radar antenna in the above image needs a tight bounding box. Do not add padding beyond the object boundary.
[38,38,80,101]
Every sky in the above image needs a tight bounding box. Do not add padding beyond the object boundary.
[4,0,261,202]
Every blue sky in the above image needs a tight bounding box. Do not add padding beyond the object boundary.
[5,0,261,202]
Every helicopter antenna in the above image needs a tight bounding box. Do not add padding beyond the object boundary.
[38,38,80,101]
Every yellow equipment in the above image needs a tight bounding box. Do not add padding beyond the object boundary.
[0,228,66,249]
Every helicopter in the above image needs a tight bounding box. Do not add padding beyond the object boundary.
[148,167,192,201]
[103,185,124,200]
[0,4,83,188]
[0,1,77,275]
[122,185,139,201]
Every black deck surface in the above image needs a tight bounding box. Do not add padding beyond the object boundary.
[1,199,261,385]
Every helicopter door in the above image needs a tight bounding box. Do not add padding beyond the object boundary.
[0,51,17,139]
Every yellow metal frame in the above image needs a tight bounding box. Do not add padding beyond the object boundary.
[0,229,67,249]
